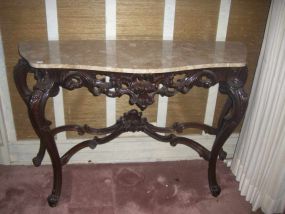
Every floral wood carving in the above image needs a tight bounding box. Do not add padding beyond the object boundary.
[58,69,218,110]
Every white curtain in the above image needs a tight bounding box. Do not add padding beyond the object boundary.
[231,1,285,214]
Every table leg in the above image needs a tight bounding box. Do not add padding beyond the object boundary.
[208,76,248,196]
[28,83,62,207]
[13,59,47,167]
[14,60,62,206]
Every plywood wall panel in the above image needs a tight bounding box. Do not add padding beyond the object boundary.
[174,0,220,41]
[213,0,270,131]
[57,0,106,138]
[167,88,209,134]
[63,88,106,138]
[0,0,55,139]
[167,0,220,134]
[117,0,164,40]
[57,0,105,40]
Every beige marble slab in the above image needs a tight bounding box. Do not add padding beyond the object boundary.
[19,40,246,74]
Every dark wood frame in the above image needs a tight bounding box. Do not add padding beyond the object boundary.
[14,58,248,207]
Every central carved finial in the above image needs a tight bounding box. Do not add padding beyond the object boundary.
[119,109,147,132]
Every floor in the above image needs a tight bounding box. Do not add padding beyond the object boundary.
[0,160,263,214]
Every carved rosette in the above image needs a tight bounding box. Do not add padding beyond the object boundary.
[119,109,147,132]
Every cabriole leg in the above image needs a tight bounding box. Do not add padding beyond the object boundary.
[208,74,248,197]
[27,72,61,207]
[14,59,47,166]
[15,61,62,207]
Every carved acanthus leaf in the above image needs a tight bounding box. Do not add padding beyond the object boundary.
[57,69,218,110]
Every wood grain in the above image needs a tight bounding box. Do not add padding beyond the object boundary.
[213,0,270,131]
[168,0,220,134]
[174,0,220,41]
[63,88,106,138]
[57,0,105,40]
[0,0,55,139]
[167,88,210,134]
[117,0,164,40]
[57,0,106,138]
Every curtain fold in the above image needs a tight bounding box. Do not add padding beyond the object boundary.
[230,1,285,213]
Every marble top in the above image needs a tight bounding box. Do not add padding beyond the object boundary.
[19,40,246,74]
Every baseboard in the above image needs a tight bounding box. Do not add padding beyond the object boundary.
[0,145,10,164]
[7,134,239,165]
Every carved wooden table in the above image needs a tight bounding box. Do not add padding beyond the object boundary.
[14,40,248,207]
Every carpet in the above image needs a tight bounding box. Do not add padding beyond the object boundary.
[0,160,263,214]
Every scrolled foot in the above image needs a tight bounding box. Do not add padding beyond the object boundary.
[218,149,227,160]
[170,141,177,147]
[47,194,59,207]
[32,156,43,167]
[210,184,221,197]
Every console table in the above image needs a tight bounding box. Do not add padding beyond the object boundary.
[14,40,248,207]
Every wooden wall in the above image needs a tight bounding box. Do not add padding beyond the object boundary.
[0,0,54,139]
[0,0,270,140]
